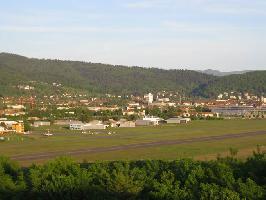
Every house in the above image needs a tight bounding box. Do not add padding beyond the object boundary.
[166,117,191,124]
[33,121,51,127]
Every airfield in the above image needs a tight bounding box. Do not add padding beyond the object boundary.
[1,119,266,166]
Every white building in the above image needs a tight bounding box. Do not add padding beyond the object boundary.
[142,116,162,125]
[83,120,107,130]
[7,105,26,109]
[69,122,84,130]
[69,120,107,130]
[33,121,51,127]
[144,93,153,104]
[166,117,191,124]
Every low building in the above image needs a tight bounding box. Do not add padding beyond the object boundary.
[69,120,107,130]
[135,120,153,126]
[12,121,24,133]
[83,120,107,130]
[54,120,73,126]
[33,121,51,127]
[69,121,84,130]
[118,119,135,128]
[0,120,17,128]
[142,116,162,125]
[166,117,191,124]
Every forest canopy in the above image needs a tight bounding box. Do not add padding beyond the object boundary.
[1,53,265,97]
[1,150,266,199]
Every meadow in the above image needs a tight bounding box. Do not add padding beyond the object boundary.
[0,119,266,165]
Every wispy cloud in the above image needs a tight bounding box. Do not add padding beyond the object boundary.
[124,0,266,16]
[0,25,155,34]
[205,2,266,15]
[162,20,266,36]
[124,0,170,9]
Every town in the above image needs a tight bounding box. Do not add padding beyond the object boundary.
[0,87,266,135]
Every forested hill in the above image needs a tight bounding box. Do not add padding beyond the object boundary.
[193,71,266,97]
[0,53,265,97]
[0,53,213,95]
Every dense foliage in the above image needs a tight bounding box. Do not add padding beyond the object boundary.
[193,71,266,98]
[0,53,210,96]
[1,151,266,199]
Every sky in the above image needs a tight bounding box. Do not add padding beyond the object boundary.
[1,0,266,71]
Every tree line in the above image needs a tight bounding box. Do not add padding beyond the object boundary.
[1,149,266,199]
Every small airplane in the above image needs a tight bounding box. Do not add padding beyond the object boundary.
[43,130,53,136]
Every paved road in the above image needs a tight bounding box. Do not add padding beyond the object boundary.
[11,130,266,161]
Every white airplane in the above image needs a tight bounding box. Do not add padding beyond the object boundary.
[43,130,53,136]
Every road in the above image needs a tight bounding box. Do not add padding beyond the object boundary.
[11,130,266,161]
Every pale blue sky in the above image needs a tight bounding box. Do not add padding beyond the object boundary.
[1,0,266,71]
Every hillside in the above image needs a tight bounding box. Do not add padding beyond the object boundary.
[0,53,213,96]
[0,53,265,97]
[193,71,266,97]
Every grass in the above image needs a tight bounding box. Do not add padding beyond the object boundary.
[0,119,266,165]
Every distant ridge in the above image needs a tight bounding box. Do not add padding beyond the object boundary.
[199,69,252,76]
[0,53,265,97]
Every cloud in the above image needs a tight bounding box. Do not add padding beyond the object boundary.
[205,2,266,15]
[124,0,170,9]
[0,25,155,34]
[162,20,237,34]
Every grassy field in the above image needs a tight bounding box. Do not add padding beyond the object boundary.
[1,119,266,165]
